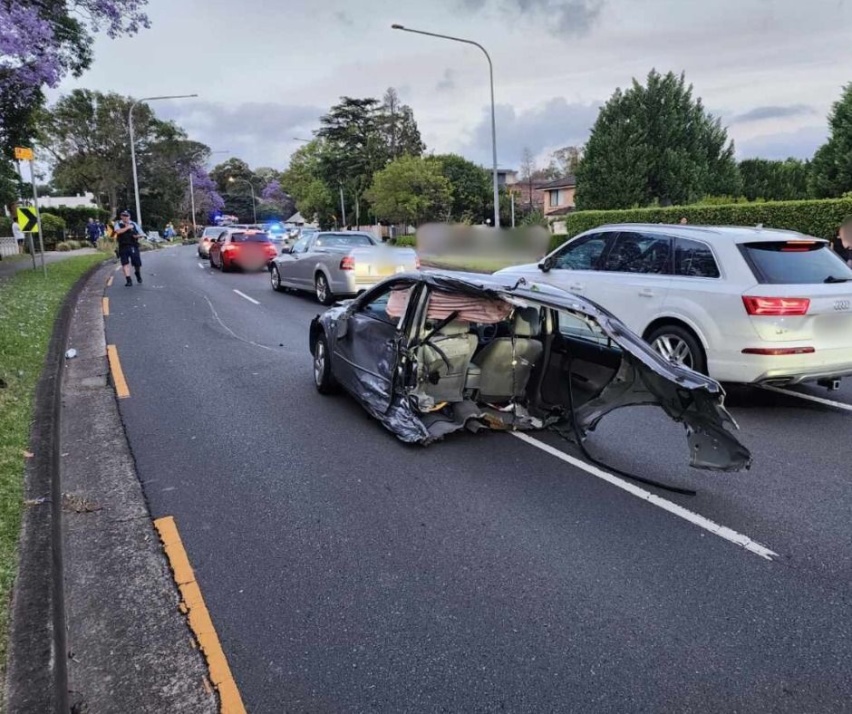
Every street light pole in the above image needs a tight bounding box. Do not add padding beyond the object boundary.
[229,177,257,224]
[128,93,198,231]
[391,24,500,229]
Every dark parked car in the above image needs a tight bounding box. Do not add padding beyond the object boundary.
[209,229,278,272]
[309,270,752,472]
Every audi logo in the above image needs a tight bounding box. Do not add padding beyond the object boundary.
[834,299,851,311]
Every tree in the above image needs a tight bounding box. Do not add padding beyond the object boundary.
[575,70,740,210]
[549,145,583,177]
[281,139,337,228]
[739,158,810,201]
[380,87,425,160]
[431,154,490,223]
[365,156,451,226]
[1,0,151,211]
[809,83,852,198]
[258,180,296,220]
[210,157,254,194]
[182,168,224,225]
[520,147,536,210]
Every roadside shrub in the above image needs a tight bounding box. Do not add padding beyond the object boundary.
[0,216,11,235]
[56,241,72,252]
[555,198,852,248]
[390,235,416,247]
[96,237,117,254]
[39,213,66,233]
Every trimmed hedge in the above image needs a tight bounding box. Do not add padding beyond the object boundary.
[551,198,852,252]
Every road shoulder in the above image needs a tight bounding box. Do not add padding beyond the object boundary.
[58,263,216,711]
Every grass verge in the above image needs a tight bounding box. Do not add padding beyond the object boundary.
[0,253,106,688]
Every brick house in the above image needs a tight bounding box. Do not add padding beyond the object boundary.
[541,176,577,233]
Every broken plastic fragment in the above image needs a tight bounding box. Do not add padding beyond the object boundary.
[65,348,77,359]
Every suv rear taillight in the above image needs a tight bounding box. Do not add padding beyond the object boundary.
[742,296,810,316]
[340,256,355,271]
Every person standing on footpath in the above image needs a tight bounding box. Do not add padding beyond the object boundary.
[114,210,144,286]
[86,217,100,246]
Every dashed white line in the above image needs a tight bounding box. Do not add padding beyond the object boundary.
[233,289,260,305]
[197,262,205,269]
[511,431,778,561]
[759,384,852,413]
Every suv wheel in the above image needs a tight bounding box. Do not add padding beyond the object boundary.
[648,325,707,374]
[315,273,334,305]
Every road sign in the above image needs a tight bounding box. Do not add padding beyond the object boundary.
[17,206,38,232]
[14,147,34,161]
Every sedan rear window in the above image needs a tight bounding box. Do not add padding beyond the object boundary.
[231,232,271,243]
[740,241,852,284]
[314,234,375,248]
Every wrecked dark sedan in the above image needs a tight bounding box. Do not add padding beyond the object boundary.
[308,271,752,472]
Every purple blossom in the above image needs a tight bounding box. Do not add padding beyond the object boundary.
[190,168,225,213]
[261,180,287,204]
[0,1,151,97]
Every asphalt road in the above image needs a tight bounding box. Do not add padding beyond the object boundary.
[104,246,852,713]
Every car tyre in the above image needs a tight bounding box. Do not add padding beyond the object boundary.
[220,255,230,272]
[647,324,707,375]
[313,333,338,394]
[271,265,283,292]
[315,273,334,305]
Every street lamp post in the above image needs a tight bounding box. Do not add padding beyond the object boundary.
[128,93,198,231]
[229,177,258,224]
[391,24,500,229]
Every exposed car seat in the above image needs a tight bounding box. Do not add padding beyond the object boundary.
[416,320,479,404]
[469,307,544,402]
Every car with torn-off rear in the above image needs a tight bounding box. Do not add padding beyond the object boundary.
[309,270,752,472]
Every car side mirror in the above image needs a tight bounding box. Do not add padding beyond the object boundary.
[281,246,292,254]
[539,255,555,273]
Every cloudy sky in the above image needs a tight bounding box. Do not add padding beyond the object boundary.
[50,0,852,172]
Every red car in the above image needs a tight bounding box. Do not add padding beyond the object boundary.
[209,230,278,272]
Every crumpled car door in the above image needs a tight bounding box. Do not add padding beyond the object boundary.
[539,306,752,472]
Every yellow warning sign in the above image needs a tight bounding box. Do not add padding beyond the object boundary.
[14,147,34,161]
[17,206,38,232]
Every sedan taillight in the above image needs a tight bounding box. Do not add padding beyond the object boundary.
[340,256,355,271]
[742,296,810,316]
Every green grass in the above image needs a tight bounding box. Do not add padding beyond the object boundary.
[0,253,106,688]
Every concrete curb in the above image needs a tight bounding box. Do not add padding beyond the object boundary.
[4,260,102,713]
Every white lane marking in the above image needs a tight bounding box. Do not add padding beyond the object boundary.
[198,262,205,269]
[511,432,778,561]
[758,384,852,413]
[233,289,260,305]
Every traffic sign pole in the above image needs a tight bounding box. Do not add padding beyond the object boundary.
[14,158,37,271]
[28,159,46,276]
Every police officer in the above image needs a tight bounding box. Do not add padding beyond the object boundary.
[114,210,144,286]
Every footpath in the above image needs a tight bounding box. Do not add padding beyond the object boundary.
[4,262,217,712]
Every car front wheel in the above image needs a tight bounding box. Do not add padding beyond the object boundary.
[313,333,338,394]
[648,324,707,375]
[271,265,283,291]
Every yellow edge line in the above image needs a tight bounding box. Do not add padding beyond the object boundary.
[102,297,110,316]
[106,344,130,399]
[106,275,114,287]
[154,516,247,714]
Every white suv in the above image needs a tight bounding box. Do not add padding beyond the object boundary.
[495,224,852,387]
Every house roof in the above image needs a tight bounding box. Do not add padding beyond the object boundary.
[539,175,577,190]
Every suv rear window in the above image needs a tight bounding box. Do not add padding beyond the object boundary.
[231,232,270,243]
[740,241,852,284]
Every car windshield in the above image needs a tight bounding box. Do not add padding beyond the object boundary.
[231,232,271,243]
[740,240,852,284]
[314,233,375,248]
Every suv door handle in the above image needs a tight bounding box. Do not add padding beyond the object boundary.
[639,288,654,297]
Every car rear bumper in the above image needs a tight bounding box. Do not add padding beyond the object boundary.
[710,347,852,385]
